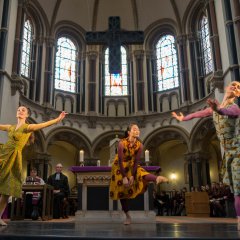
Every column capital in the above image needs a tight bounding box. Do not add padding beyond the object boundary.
[133,50,144,60]
[176,34,187,46]
[187,33,198,42]
[45,36,55,47]
[87,51,98,60]
[209,71,224,92]
[10,73,26,96]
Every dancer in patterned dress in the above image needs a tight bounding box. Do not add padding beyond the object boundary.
[0,106,67,226]
[172,81,240,229]
[109,123,168,225]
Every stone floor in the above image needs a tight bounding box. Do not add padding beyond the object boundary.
[0,216,239,239]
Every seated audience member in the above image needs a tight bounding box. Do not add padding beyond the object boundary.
[47,163,70,219]
[156,191,170,216]
[24,167,45,219]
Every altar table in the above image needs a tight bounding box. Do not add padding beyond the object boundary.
[69,166,160,223]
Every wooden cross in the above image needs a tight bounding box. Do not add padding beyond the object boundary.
[86,16,144,74]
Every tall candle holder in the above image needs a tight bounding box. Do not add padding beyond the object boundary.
[145,149,149,166]
[79,150,84,166]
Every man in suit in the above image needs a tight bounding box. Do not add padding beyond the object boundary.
[47,163,70,219]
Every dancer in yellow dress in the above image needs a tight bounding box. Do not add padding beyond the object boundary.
[109,123,168,225]
[0,106,67,226]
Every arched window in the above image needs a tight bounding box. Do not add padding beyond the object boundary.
[21,19,33,77]
[199,15,213,75]
[155,35,179,91]
[54,37,77,93]
[104,46,128,96]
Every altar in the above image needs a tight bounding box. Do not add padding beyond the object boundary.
[69,166,160,223]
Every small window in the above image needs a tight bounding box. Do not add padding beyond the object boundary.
[199,15,213,75]
[156,35,179,91]
[21,20,33,77]
[104,46,128,96]
[54,37,77,93]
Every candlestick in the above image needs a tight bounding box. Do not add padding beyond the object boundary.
[97,160,100,166]
[145,150,149,162]
[79,150,84,163]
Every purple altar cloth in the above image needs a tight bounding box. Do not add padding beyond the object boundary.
[69,166,161,173]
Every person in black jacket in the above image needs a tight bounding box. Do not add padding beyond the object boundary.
[47,163,70,219]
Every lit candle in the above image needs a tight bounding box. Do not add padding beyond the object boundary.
[97,160,100,166]
[79,150,84,162]
[145,150,149,162]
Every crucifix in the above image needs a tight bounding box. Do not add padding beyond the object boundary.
[86,16,144,74]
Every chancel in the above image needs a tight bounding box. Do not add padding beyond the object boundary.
[1,0,240,239]
[86,16,144,73]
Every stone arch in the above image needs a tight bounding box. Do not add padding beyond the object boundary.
[144,126,190,152]
[189,117,216,152]
[45,127,92,158]
[91,130,125,165]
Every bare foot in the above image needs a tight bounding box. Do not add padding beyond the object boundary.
[123,216,131,225]
[156,176,169,184]
[0,219,7,226]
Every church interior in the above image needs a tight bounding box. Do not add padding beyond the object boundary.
[0,0,240,239]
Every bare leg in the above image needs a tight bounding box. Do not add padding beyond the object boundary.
[120,199,131,225]
[143,174,168,184]
[0,195,9,226]
[123,211,131,225]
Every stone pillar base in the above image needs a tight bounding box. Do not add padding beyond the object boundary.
[75,210,156,223]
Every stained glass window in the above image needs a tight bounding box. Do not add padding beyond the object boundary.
[199,15,213,75]
[156,35,179,91]
[104,46,128,96]
[54,37,77,92]
[21,20,33,77]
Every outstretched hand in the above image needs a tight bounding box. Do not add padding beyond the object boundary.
[171,112,184,121]
[57,111,68,122]
[206,98,220,112]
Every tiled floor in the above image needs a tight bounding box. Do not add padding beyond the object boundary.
[0,216,239,239]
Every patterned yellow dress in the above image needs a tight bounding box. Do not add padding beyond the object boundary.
[109,137,150,200]
[0,124,31,198]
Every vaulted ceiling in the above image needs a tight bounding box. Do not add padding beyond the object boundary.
[34,0,192,33]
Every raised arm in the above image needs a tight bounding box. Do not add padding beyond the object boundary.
[207,98,240,117]
[172,108,212,121]
[0,124,11,131]
[27,111,67,132]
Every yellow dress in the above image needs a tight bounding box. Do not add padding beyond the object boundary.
[109,138,150,200]
[0,124,31,198]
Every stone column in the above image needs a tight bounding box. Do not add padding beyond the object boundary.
[177,34,190,104]
[185,153,194,191]
[134,50,145,112]
[208,0,222,72]
[11,0,25,75]
[43,37,55,105]
[35,37,43,102]
[145,50,154,112]
[187,33,200,100]
[87,51,97,113]
[29,39,37,100]
[222,0,240,81]
[27,152,51,182]
[194,151,210,188]
[205,159,211,185]
[232,0,240,71]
